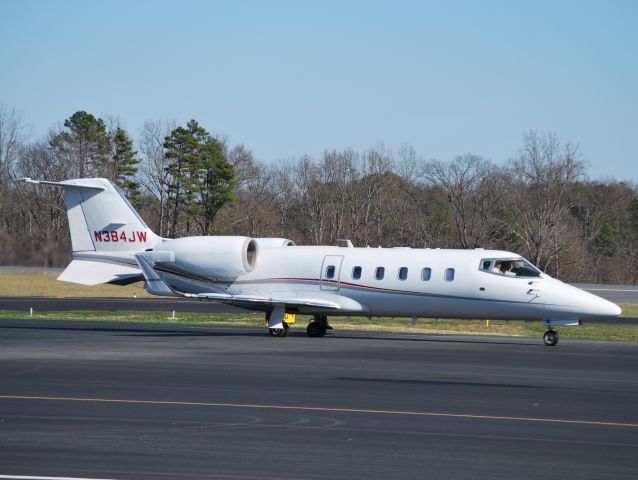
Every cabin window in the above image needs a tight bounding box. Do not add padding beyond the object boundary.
[445,268,455,282]
[375,267,385,280]
[326,265,335,279]
[398,267,408,280]
[479,258,541,278]
[352,266,362,280]
[421,268,431,281]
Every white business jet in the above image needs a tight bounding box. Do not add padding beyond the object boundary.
[23,177,622,346]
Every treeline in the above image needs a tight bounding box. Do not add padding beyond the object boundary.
[0,105,637,284]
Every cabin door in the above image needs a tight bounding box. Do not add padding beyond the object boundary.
[320,255,343,291]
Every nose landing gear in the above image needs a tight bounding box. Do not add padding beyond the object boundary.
[541,319,579,346]
[266,306,289,337]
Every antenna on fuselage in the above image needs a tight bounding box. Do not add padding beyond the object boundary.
[336,239,354,248]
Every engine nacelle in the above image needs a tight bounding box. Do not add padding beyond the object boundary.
[155,236,258,280]
[254,238,296,248]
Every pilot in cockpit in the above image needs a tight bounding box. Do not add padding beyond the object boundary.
[501,261,515,276]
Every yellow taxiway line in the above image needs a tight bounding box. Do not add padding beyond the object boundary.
[0,394,637,429]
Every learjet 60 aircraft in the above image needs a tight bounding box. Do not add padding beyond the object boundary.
[24,177,622,346]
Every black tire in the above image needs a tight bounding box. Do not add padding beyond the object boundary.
[306,321,327,338]
[543,330,559,346]
[269,322,289,337]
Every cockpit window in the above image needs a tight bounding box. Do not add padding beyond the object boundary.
[479,258,541,278]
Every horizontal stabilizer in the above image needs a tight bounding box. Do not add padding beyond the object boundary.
[20,178,106,191]
[58,260,142,286]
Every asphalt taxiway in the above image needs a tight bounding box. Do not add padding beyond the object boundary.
[1,319,637,479]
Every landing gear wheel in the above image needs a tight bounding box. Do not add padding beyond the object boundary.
[306,321,327,338]
[543,330,559,346]
[269,322,289,337]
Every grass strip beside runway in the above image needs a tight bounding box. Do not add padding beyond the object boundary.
[0,272,152,298]
[1,309,637,341]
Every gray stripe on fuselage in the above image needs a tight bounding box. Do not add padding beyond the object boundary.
[230,278,552,306]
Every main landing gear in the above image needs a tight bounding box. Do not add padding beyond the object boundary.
[307,315,332,338]
[543,329,559,347]
[269,322,289,337]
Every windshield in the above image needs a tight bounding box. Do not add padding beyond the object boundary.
[479,258,541,278]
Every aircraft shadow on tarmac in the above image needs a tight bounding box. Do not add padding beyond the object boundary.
[0,321,542,346]
[0,323,262,337]
[314,332,540,347]
[335,376,544,389]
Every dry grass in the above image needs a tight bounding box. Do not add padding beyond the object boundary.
[620,303,638,317]
[0,272,151,298]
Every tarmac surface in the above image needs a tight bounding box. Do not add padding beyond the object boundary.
[574,284,638,304]
[1,319,637,479]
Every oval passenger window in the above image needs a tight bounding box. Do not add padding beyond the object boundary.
[445,268,455,282]
[326,265,335,279]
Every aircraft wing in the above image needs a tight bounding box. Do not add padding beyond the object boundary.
[189,292,340,310]
[134,253,341,310]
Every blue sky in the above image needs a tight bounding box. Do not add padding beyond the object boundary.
[1,0,636,180]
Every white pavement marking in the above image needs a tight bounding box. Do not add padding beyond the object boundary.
[0,476,120,480]
[584,288,638,292]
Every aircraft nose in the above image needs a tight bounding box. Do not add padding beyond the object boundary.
[586,292,622,317]
[600,300,622,317]
[550,282,622,319]
[574,288,622,318]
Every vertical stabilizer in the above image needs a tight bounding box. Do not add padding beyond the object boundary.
[22,178,160,253]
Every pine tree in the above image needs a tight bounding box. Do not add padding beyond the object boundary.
[196,137,236,234]
[50,111,111,177]
[163,123,199,236]
[111,127,140,204]
[163,119,236,236]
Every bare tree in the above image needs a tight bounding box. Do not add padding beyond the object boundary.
[0,104,26,186]
[9,142,71,266]
[422,154,500,249]
[293,156,330,244]
[395,143,422,184]
[138,120,175,236]
[271,159,303,239]
[227,144,259,190]
[344,144,394,246]
[218,148,283,237]
[570,181,637,282]
[501,131,585,273]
